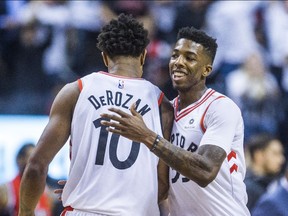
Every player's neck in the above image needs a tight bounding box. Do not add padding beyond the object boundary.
[108,58,143,78]
[178,86,208,110]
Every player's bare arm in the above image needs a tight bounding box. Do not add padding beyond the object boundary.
[19,82,79,216]
[101,105,226,188]
[157,96,173,203]
[0,184,8,210]
[153,140,226,187]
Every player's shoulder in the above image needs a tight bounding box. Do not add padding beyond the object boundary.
[79,72,113,90]
[80,72,101,81]
[211,90,241,112]
[140,78,163,92]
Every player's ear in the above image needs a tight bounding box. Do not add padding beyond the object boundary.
[202,65,212,77]
[102,52,109,67]
[140,49,147,66]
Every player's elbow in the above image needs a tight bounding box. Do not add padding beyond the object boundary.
[194,173,217,188]
[24,159,48,180]
[158,189,168,203]
[197,179,212,188]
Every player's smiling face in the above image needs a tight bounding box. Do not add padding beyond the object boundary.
[169,38,211,92]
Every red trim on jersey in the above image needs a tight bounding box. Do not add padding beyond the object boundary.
[174,89,215,122]
[227,150,237,161]
[77,79,83,91]
[230,164,238,173]
[99,71,144,80]
[60,206,74,216]
[227,151,238,173]
[158,92,164,106]
[200,96,225,133]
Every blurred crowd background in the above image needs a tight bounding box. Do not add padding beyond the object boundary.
[1,0,288,215]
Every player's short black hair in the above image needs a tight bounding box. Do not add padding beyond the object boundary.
[97,13,149,59]
[177,27,218,64]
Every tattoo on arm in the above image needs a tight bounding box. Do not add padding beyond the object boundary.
[152,138,226,187]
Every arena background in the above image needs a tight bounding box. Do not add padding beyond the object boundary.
[0,115,69,184]
[0,0,288,186]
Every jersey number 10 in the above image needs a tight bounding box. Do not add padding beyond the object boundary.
[93,118,140,170]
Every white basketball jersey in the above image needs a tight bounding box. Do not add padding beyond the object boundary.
[62,72,164,216]
[168,89,250,216]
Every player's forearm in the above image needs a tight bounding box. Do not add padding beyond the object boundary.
[157,159,169,203]
[146,135,213,187]
[159,199,170,216]
[0,185,8,210]
[19,162,48,216]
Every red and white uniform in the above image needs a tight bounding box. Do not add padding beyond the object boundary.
[168,88,250,216]
[62,72,164,216]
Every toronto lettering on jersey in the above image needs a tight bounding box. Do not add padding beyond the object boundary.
[171,133,198,183]
[171,133,198,152]
[88,90,151,116]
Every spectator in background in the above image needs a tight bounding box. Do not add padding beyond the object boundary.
[68,0,105,76]
[251,161,288,216]
[0,143,53,216]
[143,1,177,100]
[264,0,288,159]
[20,0,76,86]
[101,0,154,36]
[174,0,211,31]
[225,51,283,140]
[0,0,27,95]
[0,0,28,115]
[264,0,288,92]
[4,20,53,114]
[204,1,264,92]
[244,133,285,211]
[149,0,178,44]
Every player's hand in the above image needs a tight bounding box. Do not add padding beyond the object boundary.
[100,103,155,143]
[54,180,66,201]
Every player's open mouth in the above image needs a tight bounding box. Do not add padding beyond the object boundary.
[172,71,186,79]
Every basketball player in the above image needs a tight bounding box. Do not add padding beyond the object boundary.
[100,27,250,215]
[19,14,173,216]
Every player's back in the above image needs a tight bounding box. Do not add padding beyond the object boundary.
[62,72,163,216]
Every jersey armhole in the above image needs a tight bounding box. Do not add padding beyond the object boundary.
[77,79,83,91]
[200,96,225,133]
[158,92,164,106]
